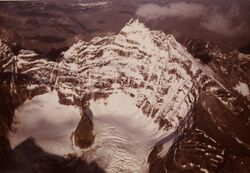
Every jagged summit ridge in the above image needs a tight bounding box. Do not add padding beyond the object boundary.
[119,19,179,51]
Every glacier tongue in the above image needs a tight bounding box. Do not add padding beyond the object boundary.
[86,92,172,172]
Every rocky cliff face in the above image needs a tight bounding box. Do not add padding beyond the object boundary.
[162,38,250,173]
[0,19,250,173]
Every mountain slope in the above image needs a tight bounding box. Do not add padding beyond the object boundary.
[0,19,250,173]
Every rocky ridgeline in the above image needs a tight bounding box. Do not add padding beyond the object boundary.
[0,19,250,172]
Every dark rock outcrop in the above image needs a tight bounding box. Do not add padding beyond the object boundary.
[4,137,105,173]
[74,109,95,149]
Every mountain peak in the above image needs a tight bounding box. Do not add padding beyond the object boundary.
[118,19,161,51]
[120,18,149,34]
[118,18,179,52]
[2,17,250,173]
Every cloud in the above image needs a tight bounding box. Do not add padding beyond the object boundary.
[200,5,248,36]
[136,2,249,36]
[201,14,248,36]
[136,2,205,20]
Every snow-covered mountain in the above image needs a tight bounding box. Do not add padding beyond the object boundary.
[0,19,250,173]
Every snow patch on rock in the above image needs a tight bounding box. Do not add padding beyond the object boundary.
[234,82,250,97]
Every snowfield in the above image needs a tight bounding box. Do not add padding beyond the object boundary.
[9,91,176,173]
[9,91,82,156]
[87,92,175,172]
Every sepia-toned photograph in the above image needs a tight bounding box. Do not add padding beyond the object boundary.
[0,0,250,172]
